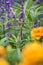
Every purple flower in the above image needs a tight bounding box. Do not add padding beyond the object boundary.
[7,10,10,20]
[6,22,12,29]
[1,0,3,1]
[6,1,10,4]
[0,0,5,13]
[0,8,2,13]
[5,32,11,37]
[1,16,5,19]
[1,0,4,4]
[42,20,43,22]
[20,0,24,3]
[42,10,43,12]
[34,20,39,28]
[20,2,24,21]
[6,0,11,4]
[20,11,24,20]
[7,14,10,19]
[6,0,11,8]
[1,7,4,13]
[37,0,40,4]
[12,12,16,18]
[6,0,11,20]
[21,3,24,12]
[14,2,16,6]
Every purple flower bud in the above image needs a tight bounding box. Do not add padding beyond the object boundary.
[6,0,11,8]
[42,10,43,12]
[6,0,11,20]
[12,12,16,18]
[21,2,24,12]
[34,20,39,28]
[37,0,40,4]
[20,11,24,20]
[6,1,10,4]
[1,6,4,9]
[20,2,24,21]
[14,2,16,6]
[6,0,11,4]
[7,14,10,20]
[20,0,24,3]
[7,8,10,19]
[42,20,43,22]
[0,4,5,13]
[0,8,2,13]
[5,32,11,37]
[1,0,4,4]
[1,0,4,2]
[6,22,12,29]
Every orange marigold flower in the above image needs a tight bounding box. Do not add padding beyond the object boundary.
[0,59,9,65]
[19,61,28,65]
[0,46,5,58]
[19,42,43,65]
[31,26,43,40]
[39,27,43,36]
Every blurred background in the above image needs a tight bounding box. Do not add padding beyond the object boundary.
[13,0,43,3]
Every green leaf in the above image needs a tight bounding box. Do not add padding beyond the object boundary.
[0,37,9,47]
[6,48,21,63]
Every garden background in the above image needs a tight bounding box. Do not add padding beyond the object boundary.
[0,0,43,65]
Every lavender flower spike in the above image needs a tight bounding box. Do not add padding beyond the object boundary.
[5,32,11,37]
[6,22,12,29]
[20,2,24,21]
[12,12,16,18]
[20,11,24,20]
[6,0,11,20]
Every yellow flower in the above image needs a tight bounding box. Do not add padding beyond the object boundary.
[19,61,27,65]
[0,59,9,65]
[19,42,43,65]
[0,46,5,58]
[31,26,43,40]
